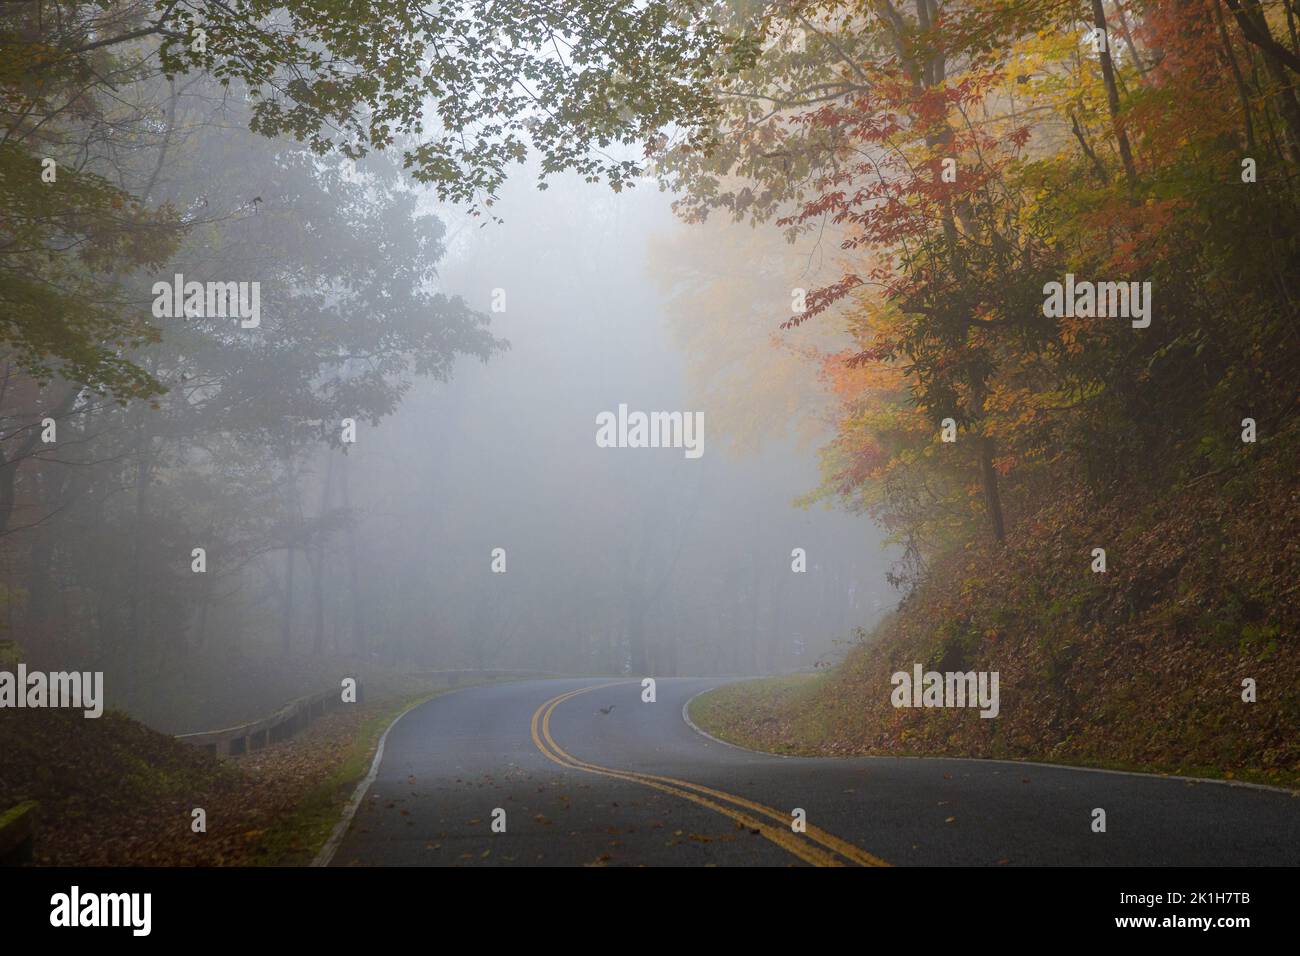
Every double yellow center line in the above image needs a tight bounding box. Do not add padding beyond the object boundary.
[529,682,889,867]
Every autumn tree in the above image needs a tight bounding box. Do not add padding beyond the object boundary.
[657,0,1300,574]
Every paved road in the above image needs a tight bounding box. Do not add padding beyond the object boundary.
[329,678,1300,866]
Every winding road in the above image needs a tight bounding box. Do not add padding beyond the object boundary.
[326,678,1300,867]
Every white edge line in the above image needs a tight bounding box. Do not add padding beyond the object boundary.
[312,691,442,867]
[679,686,1300,794]
[680,685,794,758]
[315,676,627,866]
[315,676,564,863]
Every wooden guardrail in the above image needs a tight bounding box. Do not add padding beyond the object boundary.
[0,800,38,865]
[176,681,361,756]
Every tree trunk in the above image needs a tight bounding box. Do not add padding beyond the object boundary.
[194,588,211,651]
[339,454,365,654]
[311,451,336,656]
[1213,0,1259,151]
[282,546,295,656]
[126,423,155,686]
[0,384,77,536]
[628,611,648,675]
[282,454,299,656]
[980,435,1007,543]
[1091,0,1138,182]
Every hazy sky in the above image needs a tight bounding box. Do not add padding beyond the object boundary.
[336,164,899,674]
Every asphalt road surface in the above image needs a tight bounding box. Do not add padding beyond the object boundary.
[327,678,1300,867]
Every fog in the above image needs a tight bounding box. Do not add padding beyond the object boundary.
[0,72,897,732]
[343,166,899,677]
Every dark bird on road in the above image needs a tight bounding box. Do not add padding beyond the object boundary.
[596,705,616,716]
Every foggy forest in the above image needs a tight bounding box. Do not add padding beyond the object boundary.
[1,0,1298,897]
